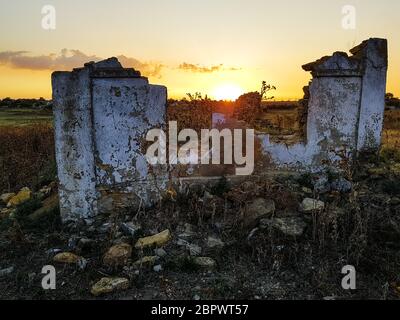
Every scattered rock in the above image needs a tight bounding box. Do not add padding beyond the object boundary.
[177,238,189,247]
[98,223,114,234]
[133,256,159,268]
[135,229,171,249]
[153,265,163,272]
[103,243,132,267]
[331,178,352,193]
[178,223,197,240]
[247,228,259,241]
[67,236,79,250]
[390,197,400,206]
[193,257,216,270]
[299,198,325,213]
[46,248,62,257]
[154,248,167,258]
[260,217,307,237]
[302,187,313,194]
[244,198,275,226]
[7,187,32,208]
[77,257,88,270]
[313,175,330,194]
[0,208,13,219]
[193,294,201,301]
[203,191,214,202]
[187,243,202,256]
[91,277,129,296]
[121,222,141,237]
[0,193,15,204]
[177,238,202,256]
[53,252,83,264]
[206,236,225,249]
[0,266,14,277]
[39,182,56,197]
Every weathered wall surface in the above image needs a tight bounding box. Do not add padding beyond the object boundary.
[259,38,388,171]
[53,68,98,222]
[52,58,168,222]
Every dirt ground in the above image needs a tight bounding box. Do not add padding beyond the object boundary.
[1,158,400,300]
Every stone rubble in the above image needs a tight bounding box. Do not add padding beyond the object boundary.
[135,230,171,249]
[7,187,32,208]
[299,198,325,213]
[103,243,132,267]
[91,277,130,296]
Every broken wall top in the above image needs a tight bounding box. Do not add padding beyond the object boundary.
[52,57,148,81]
[302,38,387,77]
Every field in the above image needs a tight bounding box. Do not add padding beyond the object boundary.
[0,108,53,127]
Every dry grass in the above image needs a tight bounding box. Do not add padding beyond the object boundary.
[167,99,213,133]
[0,124,55,193]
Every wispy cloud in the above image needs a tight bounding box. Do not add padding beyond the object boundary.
[178,62,241,73]
[116,55,164,78]
[0,49,164,78]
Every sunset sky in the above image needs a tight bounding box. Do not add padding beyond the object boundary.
[0,0,399,100]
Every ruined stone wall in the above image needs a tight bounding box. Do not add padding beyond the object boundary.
[52,38,388,222]
[259,38,388,171]
[52,58,168,222]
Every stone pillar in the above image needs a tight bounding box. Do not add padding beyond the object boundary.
[52,66,98,222]
[52,58,168,222]
[303,52,364,161]
[351,39,388,152]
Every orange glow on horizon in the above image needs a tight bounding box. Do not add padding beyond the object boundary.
[212,84,244,101]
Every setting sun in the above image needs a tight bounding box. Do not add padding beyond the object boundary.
[213,84,243,101]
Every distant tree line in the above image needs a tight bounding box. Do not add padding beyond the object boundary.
[386,93,400,108]
[0,98,53,110]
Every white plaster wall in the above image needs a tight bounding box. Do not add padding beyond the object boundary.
[357,39,388,151]
[52,69,98,221]
[260,76,362,171]
[92,78,168,208]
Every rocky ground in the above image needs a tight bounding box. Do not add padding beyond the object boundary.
[0,158,400,300]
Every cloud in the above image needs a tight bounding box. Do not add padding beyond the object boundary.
[0,49,164,78]
[116,55,164,78]
[178,62,241,73]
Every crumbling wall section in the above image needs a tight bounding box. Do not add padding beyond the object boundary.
[259,38,388,171]
[52,39,388,222]
[52,58,168,222]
